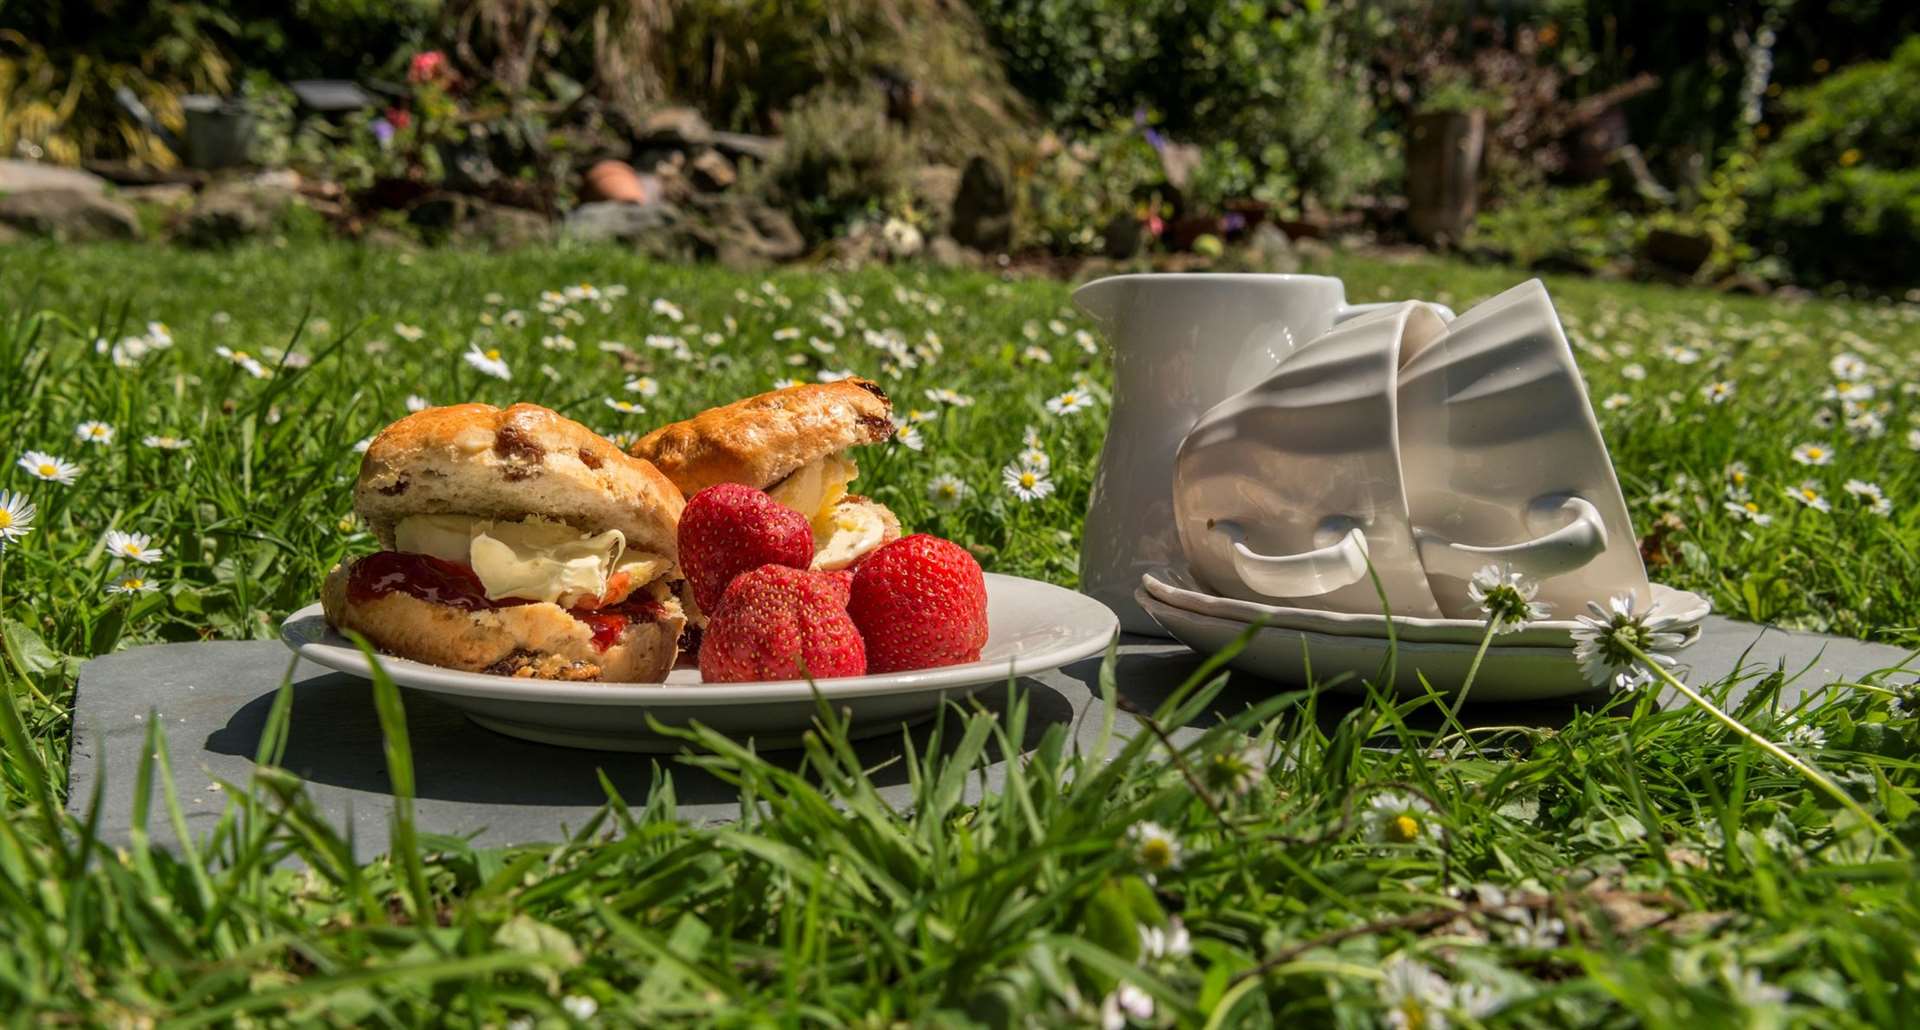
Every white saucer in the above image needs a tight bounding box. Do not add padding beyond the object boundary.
[281,573,1119,752]
[1136,587,1683,701]
[1142,567,1709,647]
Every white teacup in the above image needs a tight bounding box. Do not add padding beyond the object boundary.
[1395,279,1650,619]
[1173,302,1452,617]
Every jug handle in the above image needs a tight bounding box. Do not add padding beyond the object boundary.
[1413,495,1608,583]
[1213,519,1371,599]
[1335,300,1458,324]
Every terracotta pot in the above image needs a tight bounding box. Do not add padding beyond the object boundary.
[582,160,647,204]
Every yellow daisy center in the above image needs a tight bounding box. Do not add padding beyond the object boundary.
[233,351,249,360]
[0,511,12,529]
[1745,502,1760,513]
[1020,472,1037,488]
[1390,814,1421,842]
[1139,838,1174,869]
[1802,489,1818,501]
[1808,448,1825,459]
[121,578,143,590]
[37,463,56,476]
[486,349,501,360]
[125,543,142,555]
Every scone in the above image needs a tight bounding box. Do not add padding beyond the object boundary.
[629,379,903,571]
[322,402,689,682]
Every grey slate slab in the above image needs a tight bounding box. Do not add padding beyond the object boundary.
[66,616,1918,861]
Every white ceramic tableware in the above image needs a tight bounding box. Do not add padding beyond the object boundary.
[1072,273,1446,635]
[1137,588,1678,702]
[1173,302,1451,616]
[1140,567,1709,648]
[281,573,1118,752]
[1396,279,1650,619]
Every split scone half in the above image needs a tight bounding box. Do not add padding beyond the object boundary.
[322,402,689,682]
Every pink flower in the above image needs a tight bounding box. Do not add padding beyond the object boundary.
[408,50,448,85]
[1146,213,1166,237]
[385,106,411,130]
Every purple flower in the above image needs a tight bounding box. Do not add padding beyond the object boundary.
[1222,212,1247,233]
[372,118,395,146]
[1143,126,1166,151]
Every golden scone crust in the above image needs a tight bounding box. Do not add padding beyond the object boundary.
[354,402,684,557]
[321,563,684,682]
[629,380,894,496]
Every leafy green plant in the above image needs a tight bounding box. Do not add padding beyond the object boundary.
[1750,35,1920,287]
[765,90,915,242]
[1467,182,1636,271]
[1182,139,1298,215]
[1017,121,1167,254]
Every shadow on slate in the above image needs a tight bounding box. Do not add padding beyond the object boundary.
[203,671,1077,807]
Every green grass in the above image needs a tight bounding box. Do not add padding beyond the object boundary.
[1,241,1917,1025]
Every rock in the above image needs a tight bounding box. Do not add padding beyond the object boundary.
[910,164,960,231]
[1641,228,1713,277]
[1245,223,1299,272]
[123,183,195,207]
[177,181,297,246]
[0,159,109,195]
[709,130,779,163]
[637,107,712,149]
[925,236,978,269]
[563,201,680,245]
[0,189,141,241]
[949,156,1011,253]
[688,149,736,192]
[1157,141,1203,193]
[683,194,805,268]
[428,197,551,251]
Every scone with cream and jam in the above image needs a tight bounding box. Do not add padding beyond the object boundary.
[321,402,689,682]
[627,379,901,574]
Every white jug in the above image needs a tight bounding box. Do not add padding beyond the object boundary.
[1073,273,1442,634]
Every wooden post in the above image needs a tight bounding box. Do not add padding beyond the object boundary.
[1406,109,1486,247]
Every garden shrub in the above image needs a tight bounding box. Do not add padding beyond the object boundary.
[1016,122,1167,254]
[1749,36,1920,287]
[765,90,914,242]
[1466,182,1634,272]
[972,0,1392,210]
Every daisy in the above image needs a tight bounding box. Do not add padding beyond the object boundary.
[1046,389,1094,416]
[539,333,576,352]
[1786,481,1831,512]
[1701,381,1734,404]
[1467,562,1552,632]
[1138,917,1191,961]
[772,327,801,341]
[1824,380,1874,402]
[1075,328,1099,354]
[107,574,156,595]
[1203,744,1268,797]
[1378,955,1454,1030]
[501,310,526,328]
[405,394,432,413]
[103,529,163,564]
[1790,442,1833,466]
[1725,461,1750,490]
[1846,410,1886,439]
[18,451,79,484]
[142,434,191,450]
[1017,446,1050,472]
[1368,792,1435,843]
[1002,461,1054,502]
[927,474,969,509]
[1023,424,1044,449]
[1099,983,1154,1030]
[74,421,115,445]
[1908,428,1920,452]
[1621,363,1647,381]
[925,387,974,407]
[605,398,646,415]
[1602,393,1631,411]
[1812,408,1837,429]
[1126,821,1182,873]
[353,436,375,454]
[214,346,270,379]
[1844,479,1893,516]
[904,408,938,425]
[0,490,35,545]
[1023,345,1054,364]
[560,995,598,1021]
[624,376,660,398]
[773,377,803,390]
[1782,718,1826,751]
[651,298,684,322]
[1829,352,1869,380]
[1570,592,1689,690]
[393,323,425,341]
[893,423,924,451]
[817,369,856,383]
[463,345,512,380]
[1723,499,1774,526]
[145,321,173,347]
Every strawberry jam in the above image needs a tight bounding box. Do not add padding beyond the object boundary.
[347,551,526,611]
[348,551,668,652]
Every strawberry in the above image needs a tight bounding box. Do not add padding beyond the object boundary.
[678,483,814,613]
[699,564,867,682]
[847,534,989,673]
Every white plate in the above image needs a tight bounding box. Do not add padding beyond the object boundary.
[1142,567,1709,648]
[281,573,1119,752]
[1136,588,1683,701]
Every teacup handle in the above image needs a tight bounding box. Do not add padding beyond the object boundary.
[1414,495,1608,582]
[1336,300,1458,324]
[1213,519,1371,599]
